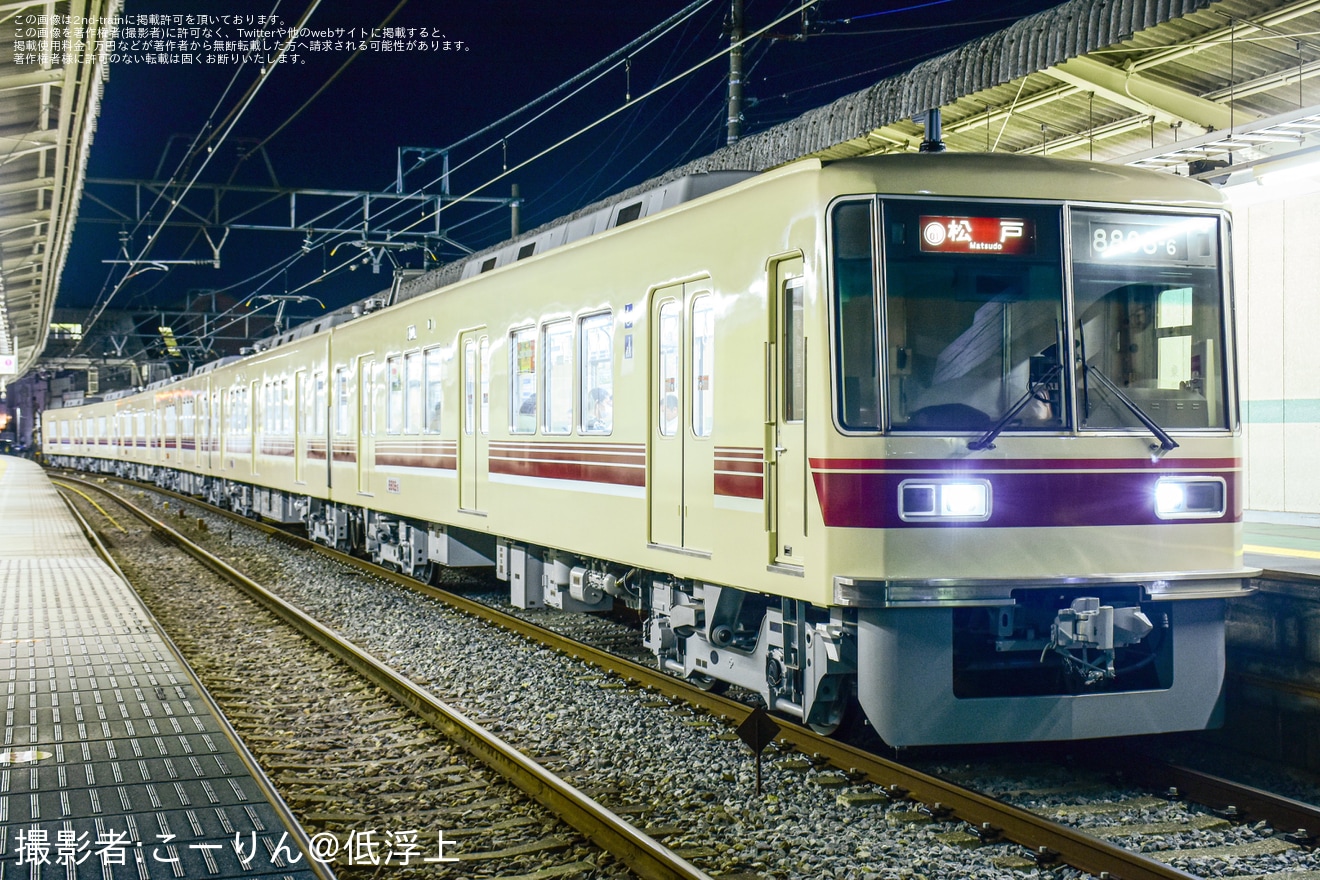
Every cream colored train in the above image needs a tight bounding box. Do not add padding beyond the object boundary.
[46,152,1257,746]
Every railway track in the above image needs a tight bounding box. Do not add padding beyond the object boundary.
[59,471,1320,880]
[57,476,711,880]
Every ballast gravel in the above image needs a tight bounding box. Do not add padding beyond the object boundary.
[134,490,1320,880]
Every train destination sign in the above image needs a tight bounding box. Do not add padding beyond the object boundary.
[919,215,1034,255]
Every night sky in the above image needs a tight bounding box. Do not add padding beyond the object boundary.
[61,0,1067,336]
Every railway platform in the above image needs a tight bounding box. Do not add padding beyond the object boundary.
[0,457,322,879]
[1244,519,1320,581]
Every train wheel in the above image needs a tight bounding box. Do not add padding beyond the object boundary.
[686,671,730,695]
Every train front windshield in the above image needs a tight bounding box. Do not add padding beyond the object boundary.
[831,199,1229,434]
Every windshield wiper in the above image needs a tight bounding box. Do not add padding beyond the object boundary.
[1085,364,1179,458]
[968,363,1062,451]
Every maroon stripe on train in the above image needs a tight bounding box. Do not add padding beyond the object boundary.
[490,455,645,487]
[809,457,1241,472]
[715,458,764,475]
[376,452,458,470]
[715,472,764,499]
[811,469,1241,529]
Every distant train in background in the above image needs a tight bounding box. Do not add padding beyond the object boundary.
[46,151,1256,746]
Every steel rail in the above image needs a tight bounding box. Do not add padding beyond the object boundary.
[68,473,1205,880]
[66,476,715,880]
[55,489,338,880]
[1120,752,1320,841]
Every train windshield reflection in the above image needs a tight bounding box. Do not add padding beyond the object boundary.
[880,200,1066,432]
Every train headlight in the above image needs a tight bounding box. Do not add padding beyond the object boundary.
[1154,477,1226,519]
[899,479,991,522]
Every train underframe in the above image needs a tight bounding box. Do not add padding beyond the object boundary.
[57,454,1234,746]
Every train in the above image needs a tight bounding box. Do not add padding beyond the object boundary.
[44,151,1257,747]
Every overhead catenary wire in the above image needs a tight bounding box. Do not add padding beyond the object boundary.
[75,0,325,355]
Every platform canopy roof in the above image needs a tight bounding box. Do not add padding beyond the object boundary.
[0,0,117,383]
[413,0,1320,291]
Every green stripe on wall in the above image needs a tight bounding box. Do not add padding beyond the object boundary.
[1243,399,1320,424]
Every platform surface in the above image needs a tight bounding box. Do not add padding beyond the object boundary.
[0,458,318,879]
[1245,519,1320,581]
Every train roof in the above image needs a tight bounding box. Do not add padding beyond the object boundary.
[823,152,1226,209]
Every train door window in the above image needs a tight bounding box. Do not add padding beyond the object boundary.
[98,416,106,444]
[543,320,572,435]
[464,341,476,436]
[313,372,326,435]
[510,326,536,434]
[301,374,313,433]
[424,348,443,433]
[181,399,194,445]
[334,369,350,435]
[882,200,1065,432]
[831,200,880,430]
[165,404,177,442]
[658,301,680,436]
[283,379,292,434]
[363,360,378,436]
[480,335,491,435]
[692,295,714,437]
[387,356,404,434]
[135,412,145,444]
[580,312,613,434]
[784,281,806,422]
[404,352,424,434]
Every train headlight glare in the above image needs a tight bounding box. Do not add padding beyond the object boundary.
[899,479,992,522]
[941,482,988,517]
[1155,481,1185,515]
[1154,477,1226,519]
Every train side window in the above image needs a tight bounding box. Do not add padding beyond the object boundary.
[424,347,443,433]
[334,369,350,435]
[831,200,880,430]
[510,326,537,434]
[580,312,612,434]
[387,356,404,434]
[543,320,573,435]
[404,352,424,434]
[692,295,714,437]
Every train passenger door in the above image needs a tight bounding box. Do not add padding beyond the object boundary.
[771,261,807,567]
[459,329,489,512]
[357,356,375,494]
[648,281,714,554]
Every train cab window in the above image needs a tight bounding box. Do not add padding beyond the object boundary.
[831,201,880,430]
[692,295,714,437]
[543,320,573,435]
[580,312,613,434]
[510,327,537,434]
[424,348,443,433]
[387,356,404,434]
[882,200,1065,433]
[334,369,350,435]
[404,352,424,434]
[1070,210,1227,430]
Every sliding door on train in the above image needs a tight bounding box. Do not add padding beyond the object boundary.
[772,263,807,568]
[459,329,489,513]
[648,281,715,554]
